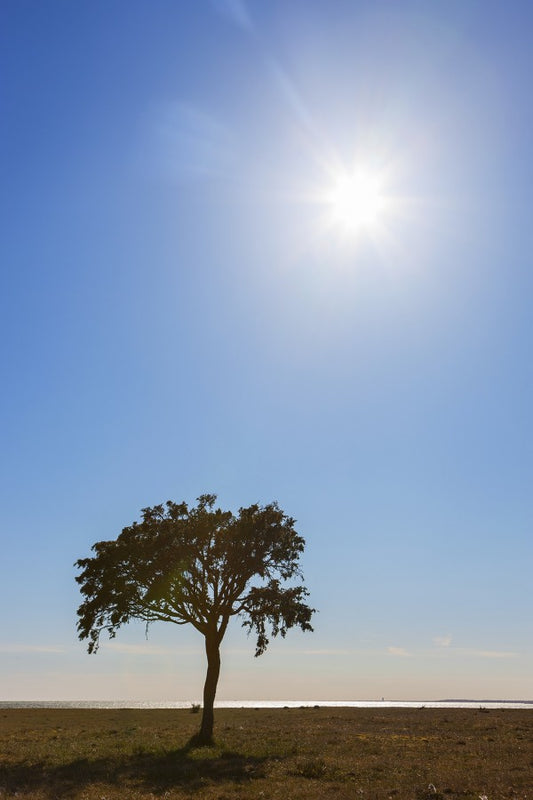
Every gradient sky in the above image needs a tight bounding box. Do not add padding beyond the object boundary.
[1,0,532,702]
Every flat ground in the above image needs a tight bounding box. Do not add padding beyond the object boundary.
[0,707,531,799]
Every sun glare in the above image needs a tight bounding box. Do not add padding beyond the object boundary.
[326,167,387,235]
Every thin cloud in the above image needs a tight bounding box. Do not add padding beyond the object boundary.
[211,0,253,31]
[433,635,452,647]
[102,642,201,656]
[473,650,518,659]
[151,102,236,182]
[387,646,410,657]
[0,644,65,654]
[429,646,519,660]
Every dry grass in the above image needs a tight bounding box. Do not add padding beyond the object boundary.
[0,706,532,799]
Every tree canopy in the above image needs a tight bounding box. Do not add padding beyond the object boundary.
[75,494,315,743]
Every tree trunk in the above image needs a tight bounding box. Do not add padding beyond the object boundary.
[198,633,220,744]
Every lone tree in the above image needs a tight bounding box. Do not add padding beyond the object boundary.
[75,494,315,744]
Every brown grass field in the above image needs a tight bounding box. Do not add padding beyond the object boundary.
[0,706,532,799]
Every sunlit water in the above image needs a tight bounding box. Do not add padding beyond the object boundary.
[1,700,531,709]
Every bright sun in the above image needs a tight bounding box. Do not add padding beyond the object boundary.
[326,166,386,235]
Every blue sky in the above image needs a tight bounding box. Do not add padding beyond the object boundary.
[1,0,531,702]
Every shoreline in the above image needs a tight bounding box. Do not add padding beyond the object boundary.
[1,698,532,710]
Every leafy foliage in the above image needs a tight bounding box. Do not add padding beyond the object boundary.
[75,494,314,657]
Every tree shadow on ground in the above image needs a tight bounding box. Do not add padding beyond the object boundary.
[0,740,269,798]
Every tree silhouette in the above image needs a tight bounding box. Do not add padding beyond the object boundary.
[75,494,315,744]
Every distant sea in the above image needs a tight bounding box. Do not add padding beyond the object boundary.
[1,700,532,710]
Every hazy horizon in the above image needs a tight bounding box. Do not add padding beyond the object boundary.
[2,701,532,709]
